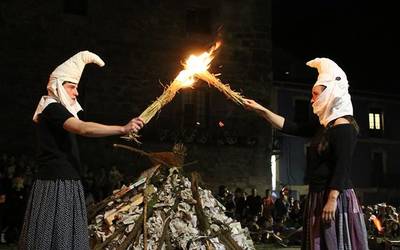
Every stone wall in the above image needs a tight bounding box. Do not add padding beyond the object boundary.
[0,0,272,193]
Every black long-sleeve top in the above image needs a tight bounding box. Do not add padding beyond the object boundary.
[282,119,357,192]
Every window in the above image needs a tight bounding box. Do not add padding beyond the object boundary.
[195,89,209,127]
[182,91,196,128]
[368,108,384,137]
[182,88,209,129]
[369,113,381,130]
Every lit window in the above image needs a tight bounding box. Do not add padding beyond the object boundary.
[368,110,383,131]
[374,114,381,129]
[369,113,375,129]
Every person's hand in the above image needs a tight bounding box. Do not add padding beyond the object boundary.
[322,198,337,222]
[123,117,144,134]
[243,98,267,114]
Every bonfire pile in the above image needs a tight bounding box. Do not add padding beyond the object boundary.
[87,146,255,250]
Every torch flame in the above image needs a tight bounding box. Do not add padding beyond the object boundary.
[124,41,222,142]
[175,41,222,87]
[175,70,195,87]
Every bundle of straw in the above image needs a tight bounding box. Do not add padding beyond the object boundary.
[123,71,194,142]
[195,71,245,106]
[138,80,183,124]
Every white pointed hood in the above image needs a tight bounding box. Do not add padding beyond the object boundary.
[307,57,353,127]
[33,51,105,123]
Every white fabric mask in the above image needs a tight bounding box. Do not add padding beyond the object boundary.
[33,51,105,123]
[307,58,353,127]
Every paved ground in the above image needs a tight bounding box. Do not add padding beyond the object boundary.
[255,243,300,250]
[0,245,16,250]
[1,243,301,250]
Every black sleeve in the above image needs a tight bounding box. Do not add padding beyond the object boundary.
[41,103,74,129]
[281,119,320,138]
[328,125,357,191]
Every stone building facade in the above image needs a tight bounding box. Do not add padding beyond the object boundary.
[0,0,273,193]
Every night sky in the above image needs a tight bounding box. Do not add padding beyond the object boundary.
[272,1,399,94]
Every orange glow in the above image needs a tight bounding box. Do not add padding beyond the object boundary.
[370,215,384,233]
[175,41,222,87]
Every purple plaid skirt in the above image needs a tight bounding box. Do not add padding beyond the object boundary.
[302,189,369,250]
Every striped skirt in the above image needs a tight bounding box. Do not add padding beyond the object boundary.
[302,189,369,250]
[18,179,89,250]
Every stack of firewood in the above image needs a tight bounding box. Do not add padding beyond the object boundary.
[87,145,255,250]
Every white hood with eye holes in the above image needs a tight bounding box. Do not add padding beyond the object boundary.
[307,57,353,127]
[33,51,105,123]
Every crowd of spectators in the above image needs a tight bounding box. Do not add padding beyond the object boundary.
[0,153,126,244]
[1,152,400,247]
[215,185,400,246]
[215,185,304,246]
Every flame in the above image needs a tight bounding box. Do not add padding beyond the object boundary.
[370,215,384,233]
[175,70,195,87]
[175,41,222,87]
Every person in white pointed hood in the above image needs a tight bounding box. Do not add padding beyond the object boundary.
[242,57,368,249]
[19,51,144,250]
[32,50,106,122]
[307,57,353,127]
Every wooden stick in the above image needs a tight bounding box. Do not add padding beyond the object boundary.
[117,195,159,250]
[190,172,210,233]
[209,217,244,250]
[143,186,150,249]
[116,165,162,250]
[113,144,175,168]
[93,224,128,250]
[217,230,243,250]
[113,143,197,168]
[156,198,180,250]
[117,213,144,250]
[87,184,138,222]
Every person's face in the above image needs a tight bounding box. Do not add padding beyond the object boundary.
[63,82,79,104]
[311,85,326,104]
